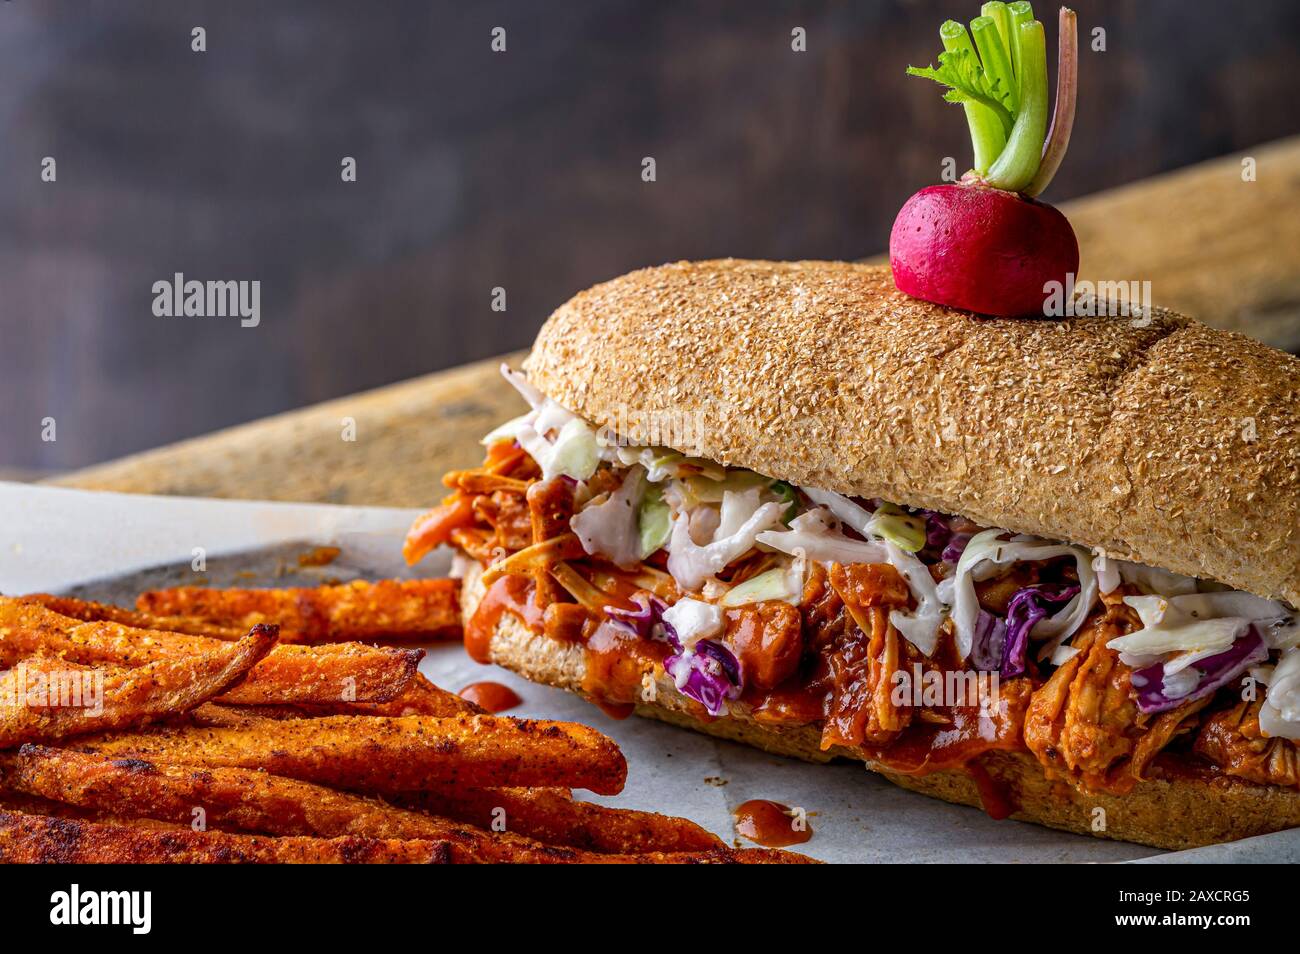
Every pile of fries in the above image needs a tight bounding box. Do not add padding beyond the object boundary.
[0,581,809,863]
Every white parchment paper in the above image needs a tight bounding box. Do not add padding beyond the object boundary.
[1,482,1295,863]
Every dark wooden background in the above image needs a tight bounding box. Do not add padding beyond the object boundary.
[2,0,1298,473]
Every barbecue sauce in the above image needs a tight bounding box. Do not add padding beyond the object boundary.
[465,575,545,663]
[964,760,1017,820]
[734,800,813,847]
[458,681,523,713]
[581,621,668,719]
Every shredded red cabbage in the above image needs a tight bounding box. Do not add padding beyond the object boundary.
[970,585,1076,676]
[922,511,951,549]
[920,510,973,563]
[970,610,1007,672]
[604,592,669,640]
[665,639,743,716]
[998,583,1080,678]
[941,533,973,564]
[604,594,743,715]
[1132,626,1268,715]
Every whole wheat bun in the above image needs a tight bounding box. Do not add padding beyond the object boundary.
[462,564,1300,851]
[523,260,1300,606]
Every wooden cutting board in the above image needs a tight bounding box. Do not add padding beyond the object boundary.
[50,137,1300,508]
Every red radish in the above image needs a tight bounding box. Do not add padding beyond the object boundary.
[890,182,1078,318]
[891,4,1078,318]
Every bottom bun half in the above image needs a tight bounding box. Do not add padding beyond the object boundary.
[461,564,1300,852]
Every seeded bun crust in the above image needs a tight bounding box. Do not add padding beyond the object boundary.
[462,564,1300,851]
[523,260,1300,606]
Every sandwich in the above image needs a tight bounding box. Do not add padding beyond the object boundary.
[405,258,1300,850]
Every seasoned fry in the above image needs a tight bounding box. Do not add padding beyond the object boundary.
[0,745,505,854]
[0,746,803,864]
[0,747,806,863]
[294,673,481,717]
[217,641,420,706]
[402,786,724,854]
[186,674,480,727]
[23,594,245,639]
[0,626,275,747]
[186,703,279,728]
[0,790,188,830]
[0,582,809,862]
[0,597,420,706]
[0,809,453,863]
[135,578,461,643]
[80,713,628,796]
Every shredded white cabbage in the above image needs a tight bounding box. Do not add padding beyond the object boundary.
[480,411,531,447]
[607,445,685,482]
[513,418,599,482]
[717,488,764,539]
[501,364,547,409]
[1161,643,1232,677]
[665,495,784,592]
[489,366,598,480]
[720,560,805,608]
[1106,598,1246,656]
[570,465,646,568]
[1260,647,1300,740]
[1106,591,1291,666]
[884,541,943,657]
[662,597,724,651]
[1165,591,1290,622]
[801,487,874,533]
[1116,561,1199,597]
[1158,666,1203,701]
[1049,644,1081,666]
[1264,618,1300,651]
[1092,549,1120,594]
[755,510,890,565]
[948,530,1098,663]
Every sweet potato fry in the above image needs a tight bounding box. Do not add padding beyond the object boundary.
[186,675,480,728]
[0,747,807,864]
[294,673,481,717]
[0,790,188,830]
[0,597,420,706]
[222,642,421,706]
[0,809,453,863]
[135,578,461,644]
[80,713,628,796]
[186,703,282,728]
[23,594,245,639]
[401,786,724,854]
[0,626,275,747]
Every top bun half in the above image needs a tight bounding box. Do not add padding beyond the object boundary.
[522,260,1300,606]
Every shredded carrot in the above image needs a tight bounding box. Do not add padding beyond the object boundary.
[403,495,477,565]
[486,442,527,472]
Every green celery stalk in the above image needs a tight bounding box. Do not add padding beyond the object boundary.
[984,18,1049,191]
[981,2,1014,60]
[1006,1,1034,80]
[940,19,1006,174]
[970,15,1017,115]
